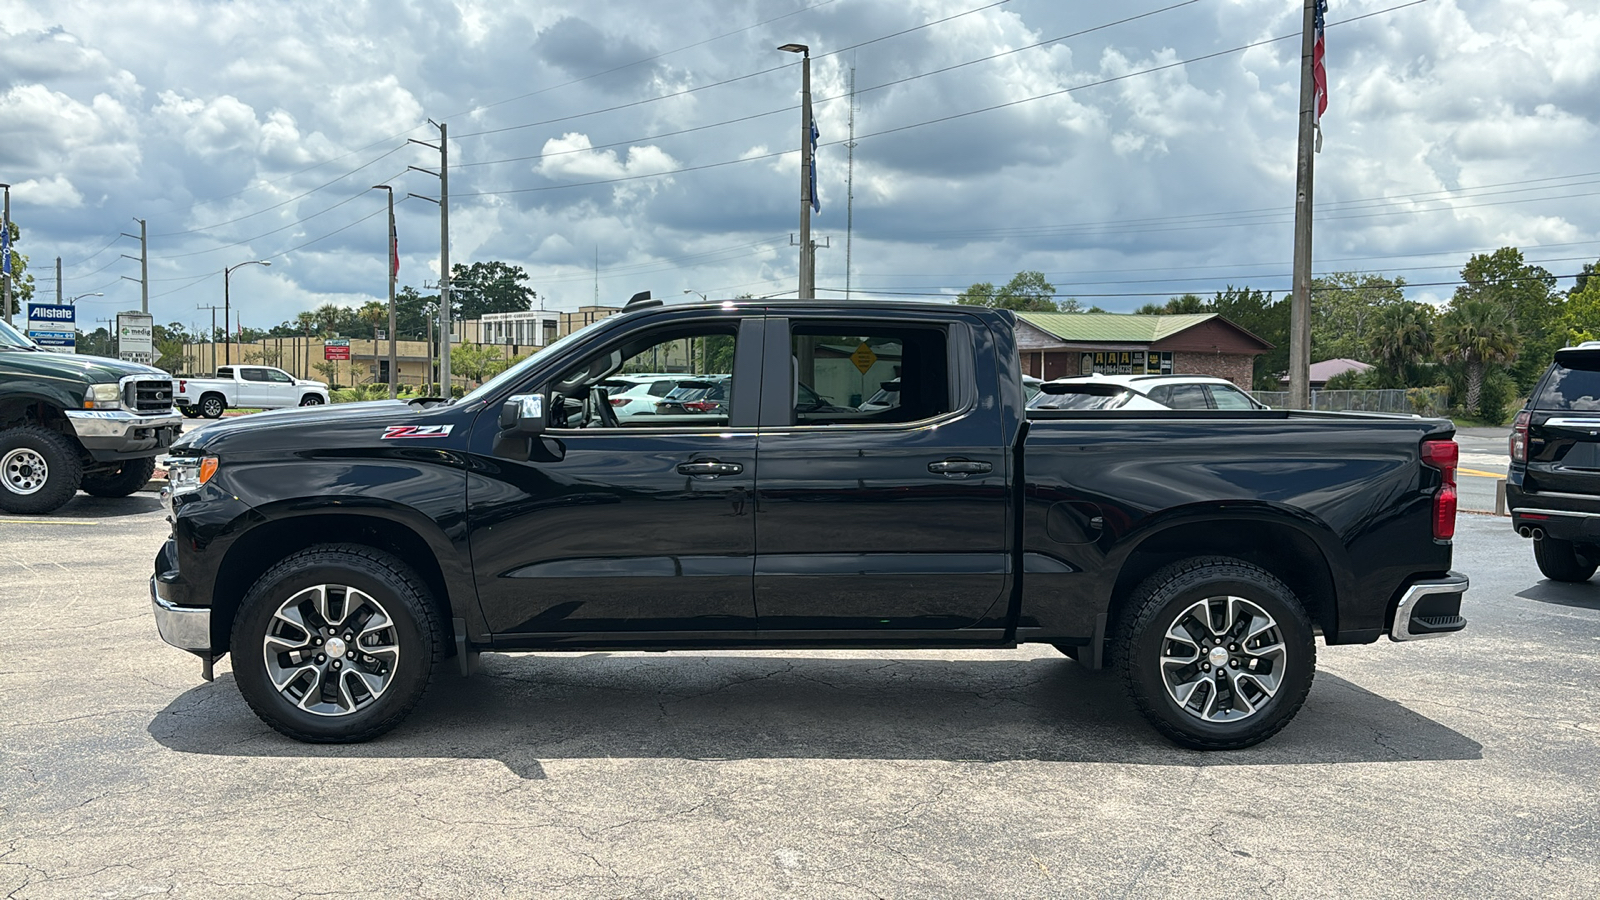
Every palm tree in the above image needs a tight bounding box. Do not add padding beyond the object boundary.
[1367,302,1434,386]
[1437,299,1518,411]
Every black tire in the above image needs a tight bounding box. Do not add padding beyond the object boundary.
[1113,556,1316,751]
[80,457,157,498]
[299,394,325,407]
[180,406,201,419]
[0,426,84,515]
[231,544,441,743]
[199,393,226,419]
[1533,536,1598,583]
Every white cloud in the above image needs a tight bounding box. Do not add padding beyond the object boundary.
[12,174,84,208]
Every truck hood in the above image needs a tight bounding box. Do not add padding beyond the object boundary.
[176,399,423,451]
[0,347,168,383]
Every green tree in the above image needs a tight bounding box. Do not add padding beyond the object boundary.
[1557,276,1600,345]
[1437,299,1518,414]
[1310,272,1406,362]
[1136,294,1206,315]
[1211,286,1288,390]
[2,219,37,307]
[450,343,506,385]
[1453,248,1558,390]
[1365,301,1435,388]
[956,271,1070,312]
[450,261,536,320]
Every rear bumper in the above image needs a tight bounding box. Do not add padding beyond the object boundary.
[1507,482,1600,543]
[1389,572,1469,642]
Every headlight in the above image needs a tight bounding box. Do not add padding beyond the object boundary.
[165,456,218,497]
[83,384,122,410]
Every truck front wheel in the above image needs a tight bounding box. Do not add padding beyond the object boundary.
[199,393,226,418]
[1532,536,1598,583]
[1113,556,1315,751]
[231,544,441,743]
[0,426,84,515]
[81,457,157,498]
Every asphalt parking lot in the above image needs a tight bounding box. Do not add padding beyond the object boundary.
[2,501,1596,898]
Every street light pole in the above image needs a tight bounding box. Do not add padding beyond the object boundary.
[2,182,11,325]
[373,185,398,398]
[223,259,271,366]
[778,43,814,300]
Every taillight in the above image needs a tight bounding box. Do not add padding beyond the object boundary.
[178,379,187,393]
[684,401,717,412]
[1421,439,1458,540]
[1510,409,1531,463]
[609,397,628,406]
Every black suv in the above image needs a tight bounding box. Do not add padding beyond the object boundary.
[1508,341,1600,581]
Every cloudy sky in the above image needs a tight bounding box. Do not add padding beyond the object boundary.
[1,0,1596,334]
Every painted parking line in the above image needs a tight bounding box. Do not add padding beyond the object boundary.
[1459,467,1505,478]
[0,518,101,525]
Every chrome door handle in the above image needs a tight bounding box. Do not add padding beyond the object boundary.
[928,459,992,477]
[678,460,743,477]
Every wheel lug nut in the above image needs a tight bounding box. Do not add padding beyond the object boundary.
[1202,663,1210,671]
[1230,644,1238,651]
[317,654,326,663]
[313,637,323,645]
[332,660,341,669]
[1229,660,1239,668]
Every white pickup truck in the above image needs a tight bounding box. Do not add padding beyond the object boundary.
[174,366,330,418]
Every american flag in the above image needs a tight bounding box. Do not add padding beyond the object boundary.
[1313,0,1328,122]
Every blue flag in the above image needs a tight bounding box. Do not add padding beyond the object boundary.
[1,222,10,277]
[808,103,821,215]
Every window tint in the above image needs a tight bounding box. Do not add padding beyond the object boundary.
[1145,385,1172,405]
[1535,365,1600,411]
[789,326,950,426]
[1206,384,1256,410]
[240,368,267,382]
[217,367,234,378]
[1161,384,1211,410]
[550,326,737,428]
[266,369,293,383]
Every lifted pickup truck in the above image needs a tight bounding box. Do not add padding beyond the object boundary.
[151,298,1467,749]
[174,365,329,418]
[2,319,181,514]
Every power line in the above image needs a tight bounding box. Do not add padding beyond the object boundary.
[152,147,409,238]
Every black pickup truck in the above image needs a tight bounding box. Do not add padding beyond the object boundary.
[151,298,1467,750]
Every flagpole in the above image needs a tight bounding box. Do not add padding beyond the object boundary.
[1289,0,1321,410]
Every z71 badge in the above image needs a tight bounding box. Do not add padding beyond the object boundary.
[382,424,454,439]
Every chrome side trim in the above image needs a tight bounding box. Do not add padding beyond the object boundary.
[151,583,211,652]
[1541,418,1600,428]
[1510,507,1600,519]
[1511,489,1600,502]
[1390,575,1469,642]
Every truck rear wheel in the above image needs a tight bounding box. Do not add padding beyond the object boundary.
[81,457,157,498]
[199,393,226,418]
[1113,556,1315,750]
[1532,536,1598,583]
[0,426,83,515]
[299,394,324,406]
[231,544,441,743]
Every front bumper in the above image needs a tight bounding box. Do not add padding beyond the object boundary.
[65,408,183,460]
[151,578,211,652]
[1389,572,1469,642]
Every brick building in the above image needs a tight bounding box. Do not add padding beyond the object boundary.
[1014,312,1272,388]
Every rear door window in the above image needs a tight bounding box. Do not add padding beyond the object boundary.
[1534,363,1600,411]
[1161,384,1211,409]
[1206,384,1257,410]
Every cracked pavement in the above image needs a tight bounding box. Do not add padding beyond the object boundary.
[1,500,1597,898]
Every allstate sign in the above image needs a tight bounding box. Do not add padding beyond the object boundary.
[27,304,77,353]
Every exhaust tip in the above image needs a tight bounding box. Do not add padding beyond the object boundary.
[1518,526,1532,538]
[1533,527,1546,541]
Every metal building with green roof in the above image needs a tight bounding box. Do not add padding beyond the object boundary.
[1014,312,1273,387]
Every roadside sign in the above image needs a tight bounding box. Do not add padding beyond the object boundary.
[116,311,154,365]
[324,338,351,361]
[27,304,76,354]
[851,342,877,375]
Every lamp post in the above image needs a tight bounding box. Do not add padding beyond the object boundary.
[372,185,398,398]
[66,292,103,304]
[1,182,11,324]
[223,259,271,365]
[777,43,814,300]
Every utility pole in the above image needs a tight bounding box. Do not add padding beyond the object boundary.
[56,257,63,304]
[1288,0,1322,410]
[408,120,450,394]
[845,64,858,300]
[120,218,148,314]
[198,304,223,374]
[373,185,398,398]
[778,43,815,299]
[2,182,12,325]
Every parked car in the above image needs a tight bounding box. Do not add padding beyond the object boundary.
[0,318,181,514]
[1029,373,1267,411]
[653,376,731,415]
[863,374,1042,412]
[598,374,681,420]
[1508,341,1600,581]
[174,366,330,419]
[151,298,1464,750]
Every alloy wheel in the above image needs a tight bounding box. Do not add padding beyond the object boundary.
[262,584,401,717]
[1159,595,1285,723]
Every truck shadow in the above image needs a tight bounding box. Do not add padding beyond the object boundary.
[1516,581,1600,610]
[148,654,1481,780]
[53,494,166,518]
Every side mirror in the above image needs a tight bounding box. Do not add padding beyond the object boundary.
[500,393,547,435]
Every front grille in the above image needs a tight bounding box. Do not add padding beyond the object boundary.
[126,378,175,413]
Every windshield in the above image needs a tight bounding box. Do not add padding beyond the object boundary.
[0,318,38,349]
[457,315,620,405]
